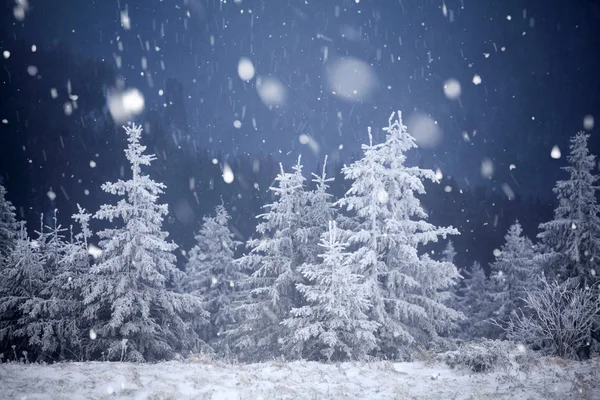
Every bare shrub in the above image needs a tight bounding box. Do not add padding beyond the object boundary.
[503,277,600,359]
[435,339,517,372]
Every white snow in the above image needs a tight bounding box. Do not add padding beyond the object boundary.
[551,145,561,159]
[87,244,102,259]
[222,163,234,184]
[237,57,255,81]
[256,76,287,107]
[480,158,494,178]
[406,113,442,148]
[107,88,145,123]
[120,10,131,30]
[27,65,38,76]
[1,357,597,399]
[583,115,594,130]
[325,57,378,102]
[443,78,461,99]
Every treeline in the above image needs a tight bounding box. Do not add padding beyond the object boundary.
[1,112,598,363]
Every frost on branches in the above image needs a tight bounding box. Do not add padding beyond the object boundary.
[336,111,461,357]
[183,205,243,347]
[442,241,463,313]
[504,277,600,359]
[456,261,494,339]
[0,222,45,357]
[489,221,539,329]
[0,184,18,263]
[226,158,308,360]
[295,156,337,267]
[283,221,378,361]
[538,132,600,287]
[18,206,94,361]
[83,124,206,362]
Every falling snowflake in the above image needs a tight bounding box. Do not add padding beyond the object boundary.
[443,78,461,99]
[237,57,255,81]
[222,163,234,184]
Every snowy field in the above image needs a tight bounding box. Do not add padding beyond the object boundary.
[2,357,599,400]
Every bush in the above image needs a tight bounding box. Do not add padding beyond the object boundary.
[503,277,600,359]
[435,339,517,372]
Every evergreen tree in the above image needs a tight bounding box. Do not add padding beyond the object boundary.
[457,261,494,339]
[489,221,539,328]
[282,221,378,361]
[442,240,457,264]
[538,132,600,287]
[0,222,45,357]
[34,211,67,277]
[183,204,243,346]
[83,124,206,362]
[336,111,460,357]
[442,240,463,315]
[18,205,94,361]
[0,184,19,263]
[226,158,308,360]
[295,156,337,267]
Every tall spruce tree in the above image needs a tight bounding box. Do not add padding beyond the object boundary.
[226,158,308,360]
[282,221,378,361]
[336,111,460,358]
[82,124,206,362]
[538,132,600,287]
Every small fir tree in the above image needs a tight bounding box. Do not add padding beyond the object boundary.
[489,221,539,329]
[183,205,243,346]
[0,223,45,357]
[18,205,94,361]
[283,221,379,361]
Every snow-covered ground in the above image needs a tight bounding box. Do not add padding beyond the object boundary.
[2,356,599,399]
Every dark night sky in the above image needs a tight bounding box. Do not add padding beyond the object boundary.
[3,0,600,198]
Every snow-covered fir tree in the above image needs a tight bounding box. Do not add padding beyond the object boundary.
[442,240,457,264]
[226,157,308,360]
[489,221,539,328]
[456,261,494,339]
[282,221,378,361]
[295,156,337,267]
[0,184,19,263]
[336,111,460,358]
[183,204,243,346]
[0,222,45,357]
[83,124,206,362]
[18,205,94,361]
[34,211,67,275]
[442,240,464,316]
[538,132,600,287]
